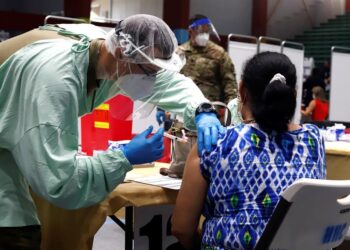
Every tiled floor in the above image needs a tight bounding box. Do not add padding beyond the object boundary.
[92,218,350,250]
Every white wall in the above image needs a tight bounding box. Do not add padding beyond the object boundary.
[329,51,350,122]
[94,0,253,36]
[0,0,63,15]
[190,0,253,36]
[267,0,345,40]
[92,0,163,20]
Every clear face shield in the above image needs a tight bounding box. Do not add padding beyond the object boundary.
[106,16,185,122]
[112,70,175,123]
[189,17,220,45]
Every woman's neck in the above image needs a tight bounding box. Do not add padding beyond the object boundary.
[288,123,302,131]
[242,105,301,131]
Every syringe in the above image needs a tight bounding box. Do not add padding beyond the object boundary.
[163,132,188,143]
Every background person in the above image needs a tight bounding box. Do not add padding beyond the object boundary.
[179,14,237,103]
[0,14,222,248]
[301,86,329,121]
[172,52,326,249]
[320,59,331,92]
[302,67,325,107]
[161,14,237,178]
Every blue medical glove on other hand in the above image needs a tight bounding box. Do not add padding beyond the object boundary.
[121,126,164,165]
[156,110,166,125]
[195,113,224,155]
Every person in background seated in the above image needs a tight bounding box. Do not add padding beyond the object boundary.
[320,60,331,95]
[172,52,326,250]
[301,86,329,121]
[302,67,325,107]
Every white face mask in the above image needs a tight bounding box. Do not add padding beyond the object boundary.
[117,74,156,100]
[195,33,210,47]
[115,61,156,100]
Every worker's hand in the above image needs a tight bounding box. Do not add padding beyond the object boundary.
[121,126,164,165]
[195,113,224,155]
[156,110,166,125]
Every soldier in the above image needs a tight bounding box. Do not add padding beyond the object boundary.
[160,14,237,178]
[179,14,237,103]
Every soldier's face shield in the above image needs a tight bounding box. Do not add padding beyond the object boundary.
[189,18,220,41]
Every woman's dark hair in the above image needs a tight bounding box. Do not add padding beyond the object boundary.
[242,52,297,132]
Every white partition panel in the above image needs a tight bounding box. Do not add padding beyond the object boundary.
[282,44,305,124]
[258,43,281,53]
[258,36,282,54]
[228,41,257,83]
[227,35,257,83]
[329,49,350,122]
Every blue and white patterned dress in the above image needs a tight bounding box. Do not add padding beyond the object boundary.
[200,123,326,250]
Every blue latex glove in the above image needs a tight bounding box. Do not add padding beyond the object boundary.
[195,113,224,155]
[121,126,164,165]
[156,110,166,125]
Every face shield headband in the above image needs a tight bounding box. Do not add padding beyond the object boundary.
[189,18,212,29]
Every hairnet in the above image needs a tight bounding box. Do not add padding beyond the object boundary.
[106,14,184,72]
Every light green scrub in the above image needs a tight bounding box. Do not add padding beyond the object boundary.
[0,27,207,226]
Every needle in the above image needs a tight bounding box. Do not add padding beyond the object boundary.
[163,132,188,143]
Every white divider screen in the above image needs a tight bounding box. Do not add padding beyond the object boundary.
[228,41,257,83]
[282,46,304,124]
[258,43,281,53]
[329,51,350,122]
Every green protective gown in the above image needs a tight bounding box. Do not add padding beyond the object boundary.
[0,25,207,226]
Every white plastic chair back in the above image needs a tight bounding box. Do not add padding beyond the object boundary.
[255,178,350,250]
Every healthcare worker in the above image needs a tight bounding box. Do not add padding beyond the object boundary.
[0,14,221,248]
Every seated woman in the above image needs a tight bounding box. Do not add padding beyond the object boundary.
[172,52,326,250]
[301,86,329,121]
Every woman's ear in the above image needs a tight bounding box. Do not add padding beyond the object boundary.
[239,81,247,103]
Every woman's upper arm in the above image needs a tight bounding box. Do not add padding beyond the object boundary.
[304,100,316,115]
[172,144,208,236]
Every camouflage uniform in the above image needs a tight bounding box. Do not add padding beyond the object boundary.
[166,41,237,178]
[179,40,237,103]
